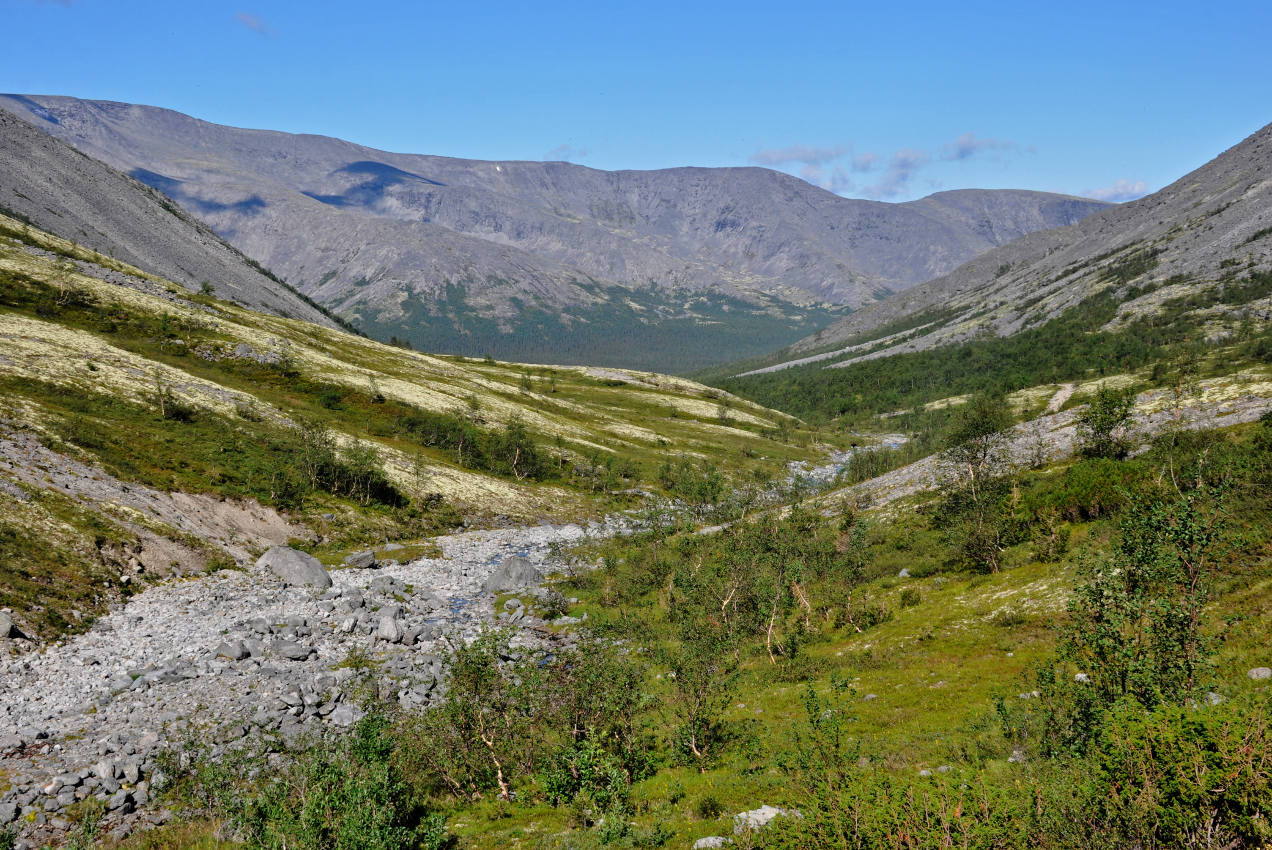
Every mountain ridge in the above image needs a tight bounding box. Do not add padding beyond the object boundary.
[0,105,343,329]
[0,94,1108,368]
[768,119,1272,369]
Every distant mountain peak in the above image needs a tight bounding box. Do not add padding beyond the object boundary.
[1,93,1108,369]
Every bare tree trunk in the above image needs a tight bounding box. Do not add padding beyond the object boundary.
[479,732,511,801]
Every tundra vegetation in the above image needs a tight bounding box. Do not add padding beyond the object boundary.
[3,213,1272,849]
[0,213,839,638]
[93,408,1272,850]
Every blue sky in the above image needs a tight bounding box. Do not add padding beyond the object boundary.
[5,0,1271,202]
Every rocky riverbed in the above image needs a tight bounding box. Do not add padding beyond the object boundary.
[0,517,624,846]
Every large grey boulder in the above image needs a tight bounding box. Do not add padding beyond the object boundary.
[0,611,28,640]
[483,556,543,593]
[256,546,331,589]
[377,616,403,644]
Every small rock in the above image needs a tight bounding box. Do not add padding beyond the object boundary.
[1008,749,1026,764]
[897,568,910,578]
[216,641,249,661]
[483,556,543,593]
[1248,667,1272,681]
[343,550,377,569]
[0,611,24,639]
[328,704,362,727]
[1074,672,1090,683]
[0,801,16,824]
[734,805,797,834]
[107,789,133,812]
[273,641,313,661]
[693,838,730,849]
[377,617,403,644]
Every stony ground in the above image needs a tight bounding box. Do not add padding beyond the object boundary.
[0,518,622,847]
[827,379,1272,512]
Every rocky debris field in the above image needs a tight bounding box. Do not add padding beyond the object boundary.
[0,518,622,847]
[832,383,1272,512]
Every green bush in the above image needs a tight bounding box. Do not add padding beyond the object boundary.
[1045,457,1141,521]
[695,795,723,820]
[162,711,450,850]
[1076,385,1135,460]
[1088,698,1272,849]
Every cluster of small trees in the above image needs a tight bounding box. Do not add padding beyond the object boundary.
[934,386,1137,573]
[399,630,652,833]
[264,418,404,509]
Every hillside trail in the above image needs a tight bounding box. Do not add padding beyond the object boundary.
[1044,382,1077,413]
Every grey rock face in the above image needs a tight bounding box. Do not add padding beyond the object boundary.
[256,547,332,589]
[0,107,337,329]
[483,557,543,593]
[767,120,1272,372]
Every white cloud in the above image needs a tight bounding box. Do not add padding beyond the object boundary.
[544,143,589,162]
[751,131,1023,199]
[850,152,878,172]
[1084,179,1148,202]
[235,11,278,38]
[749,144,848,167]
[941,131,1017,161]
[862,148,930,199]
[800,164,855,194]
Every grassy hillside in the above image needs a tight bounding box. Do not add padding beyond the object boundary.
[0,212,843,639]
[111,410,1272,850]
[712,272,1272,427]
[5,204,1272,850]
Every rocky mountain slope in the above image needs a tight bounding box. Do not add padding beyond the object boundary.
[0,95,1106,368]
[0,106,340,329]
[760,120,1272,372]
[0,207,833,638]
